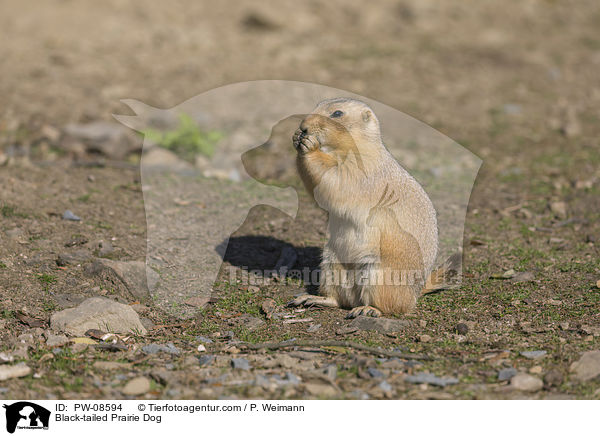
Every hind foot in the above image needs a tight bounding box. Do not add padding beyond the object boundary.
[288,294,339,308]
[345,305,382,319]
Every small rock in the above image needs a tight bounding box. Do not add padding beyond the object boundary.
[498,367,518,381]
[93,361,133,371]
[64,121,138,160]
[197,344,206,352]
[529,365,543,374]
[285,372,301,385]
[307,323,321,333]
[56,250,91,266]
[142,148,193,170]
[304,382,337,397]
[511,271,535,283]
[550,201,567,220]
[0,352,14,363]
[367,367,385,378]
[0,363,31,381]
[231,358,251,370]
[196,336,213,344]
[378,380,393,393]
[62,210,81,221]
[570,350,600,382]
[261,298,277,319]
[544,369,564,387]
[456,323,469,335]
[89,259,159,301]
[418,334,432,343]
[97,240,114,258]
[405,373,458,387]
[510,373,543,392]
[520,350,547,360]
[238,314,266,331]
[141,343,180,355]
[349,316,411,333]
[50,297,147,336]
[322,365,337,381]
[121,376,151,396]
[44,333,69,348]
[184,295,210,308]
[198,355,214,366]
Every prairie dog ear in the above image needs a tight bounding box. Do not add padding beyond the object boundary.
[362,109,374,122]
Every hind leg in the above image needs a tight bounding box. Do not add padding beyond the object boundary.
[289,246,343,309]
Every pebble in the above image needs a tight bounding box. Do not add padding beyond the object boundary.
[529,365,543,375]
[198,355,214,366]
[498,367,518,381]
[510,373,543,392]
[231,358,251,370]
[544,369,564,387]
[323,365,337,381]
[520,350,547,360]
[405,372,458,387]
[62,210,81,221]
[367,367,385,378]
[93,361,133,371]
[121,376,151,396]
[196,336,213,344]
[569,350,600,382]
[307,323,321,333]
[378,380,393,393]
[0,363,31,381]
[197,344,206,352]
[304,383,337,397]
[45,333,69,348]
[456,323,469,335]
[142,343,180,355]
[349,316,411,333]
[418,334,432,343]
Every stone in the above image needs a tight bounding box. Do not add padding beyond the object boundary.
[322,365,337,381]
[56,250,91,266]
[456,323,469,335]
[304,383,337,397]
[91,259,159,301]
[64,121,138,160]
[550,201,567,219]
[44,333,69,348]
[498,368,518,381]
[141,343,180,355]
[510,373,543,392]
[349,316,411,333]
[544,369,564,387]
[50,297,147,336]
[198,355,215,366]
[570,350,600,382]
[378,380,393,393]
[405,372,458,387]
[520,350,547,360]
[418,334,432,343]
[0,363,31,381]
[121,376,151,396]
[307,323,321,333]
[511,271,535,283]
[231,358,251,370]
[142,148,193,170]
[529,365,543,374]
[367,367,384,378]
[195,336,213,344]
[62,210,81,221]
[93,361,133,371]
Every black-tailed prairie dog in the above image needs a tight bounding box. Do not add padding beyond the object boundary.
[290,97,459,318]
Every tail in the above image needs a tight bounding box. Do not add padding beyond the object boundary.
[422,252,462,295]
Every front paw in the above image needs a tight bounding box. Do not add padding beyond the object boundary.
[345,306,382,319]
[293,129,319,154]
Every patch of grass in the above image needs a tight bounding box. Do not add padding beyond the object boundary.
[0,261,6,269]
[215,286,262,316]
[76,193,91,202]
[37,273,57,284]
[1,203,28,218]
[1,309,14,319]
[142,113,223,162]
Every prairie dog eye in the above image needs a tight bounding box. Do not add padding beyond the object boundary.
[330,110,344,118]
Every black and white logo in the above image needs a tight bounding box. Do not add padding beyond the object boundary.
[3,402,50,434]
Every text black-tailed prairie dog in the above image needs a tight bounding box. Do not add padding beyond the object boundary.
[290,97,459,318]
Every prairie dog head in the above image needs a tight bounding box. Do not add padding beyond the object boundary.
[293,98,383,155]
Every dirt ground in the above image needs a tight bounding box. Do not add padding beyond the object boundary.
[1,0,599,399]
